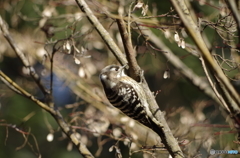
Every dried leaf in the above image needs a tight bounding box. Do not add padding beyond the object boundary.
[174,32,180,42]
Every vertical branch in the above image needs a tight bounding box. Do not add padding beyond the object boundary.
[48,44,60,108]
[116,18,141,81]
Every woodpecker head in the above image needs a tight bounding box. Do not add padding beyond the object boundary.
[99,65,127,89]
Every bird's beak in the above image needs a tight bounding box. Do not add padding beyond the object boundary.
[118,64,127,77]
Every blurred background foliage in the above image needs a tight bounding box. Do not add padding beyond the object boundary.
[0,0,239,158]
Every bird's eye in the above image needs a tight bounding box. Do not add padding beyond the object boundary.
[110,66,119,71]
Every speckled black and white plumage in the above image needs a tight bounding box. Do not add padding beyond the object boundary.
[99,65,163,135]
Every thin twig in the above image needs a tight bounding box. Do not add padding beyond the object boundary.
[199,57,231,113]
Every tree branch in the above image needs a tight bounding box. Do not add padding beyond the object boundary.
[0,16,49,97]
[0,70,94,158]
[170,0,240,112]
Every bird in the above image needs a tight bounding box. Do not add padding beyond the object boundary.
[99,65,164,137]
